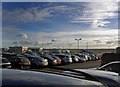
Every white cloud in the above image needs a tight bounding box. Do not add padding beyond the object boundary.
[3,26,118,47]
[70,2,118,28]
[28,28,118,43]
[16,33,28,39]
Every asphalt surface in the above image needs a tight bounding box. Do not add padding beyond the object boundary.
[27,60,101,72]
[55,60,101,69]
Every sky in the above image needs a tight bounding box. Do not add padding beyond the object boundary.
[2,2,119,49]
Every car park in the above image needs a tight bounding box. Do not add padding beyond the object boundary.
[2,68,107,87]
[0,57,11,68]
[23,53,48,68]
[2,53,31,69]
[97,61,120,73]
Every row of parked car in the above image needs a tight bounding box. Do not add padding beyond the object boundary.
[1,50,100,69]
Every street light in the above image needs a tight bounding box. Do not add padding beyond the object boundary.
[75,38,82,49]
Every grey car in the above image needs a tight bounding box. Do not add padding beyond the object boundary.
[97,61,120,73]
[1,68,106,87]
[66,69,120,87]
[23,53,48,68]
[55,54,72,64]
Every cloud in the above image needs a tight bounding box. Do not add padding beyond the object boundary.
[28,28,118,43]
[2,0,120,2]
[70,2,118,28]
[3,4,74,24]
[3,7,50,23]
[2,25,118,47]
[16,33,28,39]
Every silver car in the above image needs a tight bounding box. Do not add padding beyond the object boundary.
[65,69,120,87]
[2,68,107,86]
[97,61,120,73]
[23,53,48,68]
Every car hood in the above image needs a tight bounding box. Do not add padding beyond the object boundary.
[2,69,105,86]
[74,69,120,83]
[75,69,119,76]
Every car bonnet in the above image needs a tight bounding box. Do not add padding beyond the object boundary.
[2,69,104,86]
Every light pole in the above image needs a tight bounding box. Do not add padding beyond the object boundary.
[75,38,82,49]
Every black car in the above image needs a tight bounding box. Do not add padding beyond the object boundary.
[2,68,106,87]
[2,53,31,69]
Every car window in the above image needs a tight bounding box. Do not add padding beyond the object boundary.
[20,58,29,62]
[8,58,18,62]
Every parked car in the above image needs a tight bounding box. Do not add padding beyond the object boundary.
[2,68,107,86]
[75,55,86,62]
[2,53,31,69]
[80,52,92,61]
[41,55,58,66]
[97,61,120,73]
[75,53,88,61]
[0,57,11,68]
[55,54,72,64]
[65,69,120,87]
[23,53,48,68]
[51,55,62,65]
[71,55,79,63]
[80,50,98,61]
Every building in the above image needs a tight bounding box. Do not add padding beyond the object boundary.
[9,46,28,53]
[28,47,43,53]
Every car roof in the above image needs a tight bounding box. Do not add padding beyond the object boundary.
[105,61,120,64]
[100,61,120,68]
[2,69,104,86]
